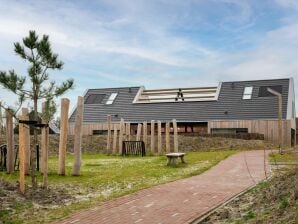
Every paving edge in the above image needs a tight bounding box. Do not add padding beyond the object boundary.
[190,176,272,224]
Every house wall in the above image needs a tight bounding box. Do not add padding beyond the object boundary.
[208,119,292,146]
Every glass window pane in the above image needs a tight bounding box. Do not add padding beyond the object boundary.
[243,86,253,95]
[106,93,118,104]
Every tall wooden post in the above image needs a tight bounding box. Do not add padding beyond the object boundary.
[125,122,131,141]
[157,121,162,155]
[106,115,112,154]
[136,123,142,141]
[151,120,155,153]
[112,124,118,154]
[165,122,170,153]
[278,95,283,153]
[172,119,178,153]
[6,110,14,174]
[0,102,2,139]
[22,108,30,175]
[58,98,70,175]
[118,118,124,154]
[41,103,49,187]
[18,113,25,193]
[72,96,84,176]
[143,121,147,148]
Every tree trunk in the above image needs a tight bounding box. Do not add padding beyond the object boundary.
[31,97,38,188]
[5,110,14,174]
[58,98,70,175]
[72,96,84,176]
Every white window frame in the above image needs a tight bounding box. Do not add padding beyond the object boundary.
[243,86,253,99]
[106,93,118,105]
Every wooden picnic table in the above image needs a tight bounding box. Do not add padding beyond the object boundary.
[166,152,186,165]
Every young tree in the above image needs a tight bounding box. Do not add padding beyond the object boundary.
[0,30,74,188]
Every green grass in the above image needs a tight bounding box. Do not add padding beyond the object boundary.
[269,151,298,163]
[0,151,237,223]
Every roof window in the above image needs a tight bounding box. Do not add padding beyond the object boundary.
[243,86,253,99]
[85,94,106,104]
[106,93,118,105]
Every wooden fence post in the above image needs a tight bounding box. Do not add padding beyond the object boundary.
[165,122,170,153]
[58,98,70,175]
[18,113,25,193]
[172,119,178,152]
[143,121,147,148]
[112,124,118,154]
[22,108,30,175]
[118,118,124,154]
[158,121,162,155]
[126,122,131,141]
[106,115,112,154]
[136,123,142,141]
[72,96,84,176]
[0,102,2,139]
[151,120,155,153]
[41,103,49,187]
[6,110,14,174]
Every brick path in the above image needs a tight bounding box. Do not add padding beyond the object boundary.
[56,150,269,224]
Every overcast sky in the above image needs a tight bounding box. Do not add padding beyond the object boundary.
[0,0,298,113]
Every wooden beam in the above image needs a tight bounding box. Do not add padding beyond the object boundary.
[126,122,131,141]
[118,118,124,154]
[137,95,215,101]
[151,120,155,153]
[165,122,170,153]
[142,86,217,93]
[172,119,178,153]
[142,89,217,95]
[72,96,84,176]
[58,98,70,175]
[136,123,142,141]
[143,121,147,148]
[112,124,118,154]
[6,110,14,174]
[18,113,25,193]
[21,108,30,175]
[106,115,112,154]
[41,103,49,187]
[157,121,162,155]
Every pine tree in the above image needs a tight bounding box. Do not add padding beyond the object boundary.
[0,30,74,188]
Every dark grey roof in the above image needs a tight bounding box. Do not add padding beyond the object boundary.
[69,78,291,123]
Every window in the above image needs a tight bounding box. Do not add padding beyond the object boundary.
[106,93,118,105]
[258,85,282,97]
[85,94,106,104]
[243,86,253,99]
[211,128,248,134]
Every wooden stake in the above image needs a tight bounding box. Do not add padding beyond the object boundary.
[278,95,283,153]
[143,121,147,148]
[6,110,14,174]
[165,122,170,153]
[118,118,124,154]
[157,121,162,155]
[151,120,155,153]
[18,113,25,193]
[136,123,142,141]
[72,96,84,176]
[106,115,112,154]
[21,108,30,175]
[41,103,49,187]
[58,98,70,175]
[173,119,178,153]
[126,122,131,141]
[112,124,118,154]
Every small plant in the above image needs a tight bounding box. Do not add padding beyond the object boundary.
[243,210,256,220]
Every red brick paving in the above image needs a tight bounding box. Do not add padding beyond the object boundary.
[55,150,270,224]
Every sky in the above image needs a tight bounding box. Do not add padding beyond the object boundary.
[0,0,298,114]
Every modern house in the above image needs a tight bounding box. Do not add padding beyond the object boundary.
[69,78,296,146]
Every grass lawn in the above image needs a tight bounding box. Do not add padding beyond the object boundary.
[0,151,237,224]
[269,150,298,163]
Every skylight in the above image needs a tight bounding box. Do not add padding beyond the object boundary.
[134,85,221,103]
[106,93,118,104]
[243,86,253,99]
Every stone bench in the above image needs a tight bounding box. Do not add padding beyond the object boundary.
[166,153,186,166]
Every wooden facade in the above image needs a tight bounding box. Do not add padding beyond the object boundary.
[69,118,295,146]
